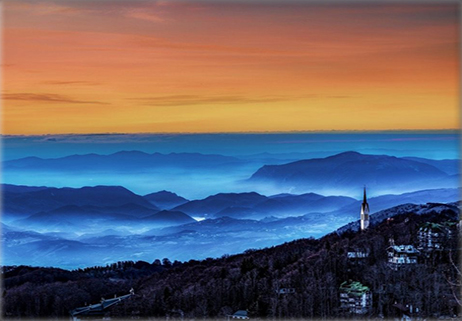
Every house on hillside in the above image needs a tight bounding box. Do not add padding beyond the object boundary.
[347,251,369,259]
[347,245,370,261]
[387,240,419,270]
[70,288,134,321]
[418,221,457,253]
[339,280,372,314]
[392,302,420,321]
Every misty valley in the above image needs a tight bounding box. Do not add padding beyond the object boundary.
[2,149,460,269]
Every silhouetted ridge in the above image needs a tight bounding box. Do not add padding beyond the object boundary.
[249,151,453,194]
[143,210,195,224]
[143,190,189,209]
[3,151,244,171]
[3,185,156,218]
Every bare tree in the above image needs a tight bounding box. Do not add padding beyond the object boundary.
[444,250,461,307]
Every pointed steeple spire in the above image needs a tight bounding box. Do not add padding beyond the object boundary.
[360,186,370,230]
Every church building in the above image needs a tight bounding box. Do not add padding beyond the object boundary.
[360,187,370,230]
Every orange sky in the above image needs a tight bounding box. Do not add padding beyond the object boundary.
[2,1,460,135]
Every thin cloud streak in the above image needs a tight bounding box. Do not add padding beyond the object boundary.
[128,94,352,107]
[3,93,109,105]
[41,81,100,86]
[128,95,296,106]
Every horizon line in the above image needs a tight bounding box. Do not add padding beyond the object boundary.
[2,128,460,137]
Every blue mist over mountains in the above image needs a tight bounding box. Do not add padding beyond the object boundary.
[1,131,460,269]
[3,131,459,198]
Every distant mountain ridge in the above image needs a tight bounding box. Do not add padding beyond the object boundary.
[143,191,189,210]
[2,184,49,194]
[3,151,245,171]
[401,156,460,175]
[249,151,459,195]
[143,210,195,224]
[2,185,157,219]
[14,203,195,233]
[171,191,358,219]
[172,192,268,217]
[4,183,460,224]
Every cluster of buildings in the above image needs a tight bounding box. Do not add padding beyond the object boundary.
[386,220,457,270]
[417,221,458,253]
[341,188,458,316]
[385,220,458,270]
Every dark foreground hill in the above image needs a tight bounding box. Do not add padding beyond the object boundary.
[2,202,460,319]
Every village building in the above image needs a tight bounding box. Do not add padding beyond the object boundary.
[392,302,420,321]
[417,221,457,253]
[70,288,134,321]
[339,280,372,314]
[347,251,369,259]
[347,247,370,260]
[346,246,370,265]
[387,240,419,270]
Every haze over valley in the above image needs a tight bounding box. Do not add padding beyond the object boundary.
[2,132,460,269]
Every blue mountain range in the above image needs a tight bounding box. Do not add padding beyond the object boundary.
[249,151,459,194]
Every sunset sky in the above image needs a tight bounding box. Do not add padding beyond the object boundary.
[3,1,460,135]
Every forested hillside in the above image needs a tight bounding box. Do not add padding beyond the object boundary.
[3,203,460,319]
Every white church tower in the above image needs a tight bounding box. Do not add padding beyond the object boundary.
[360,187,370,230]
